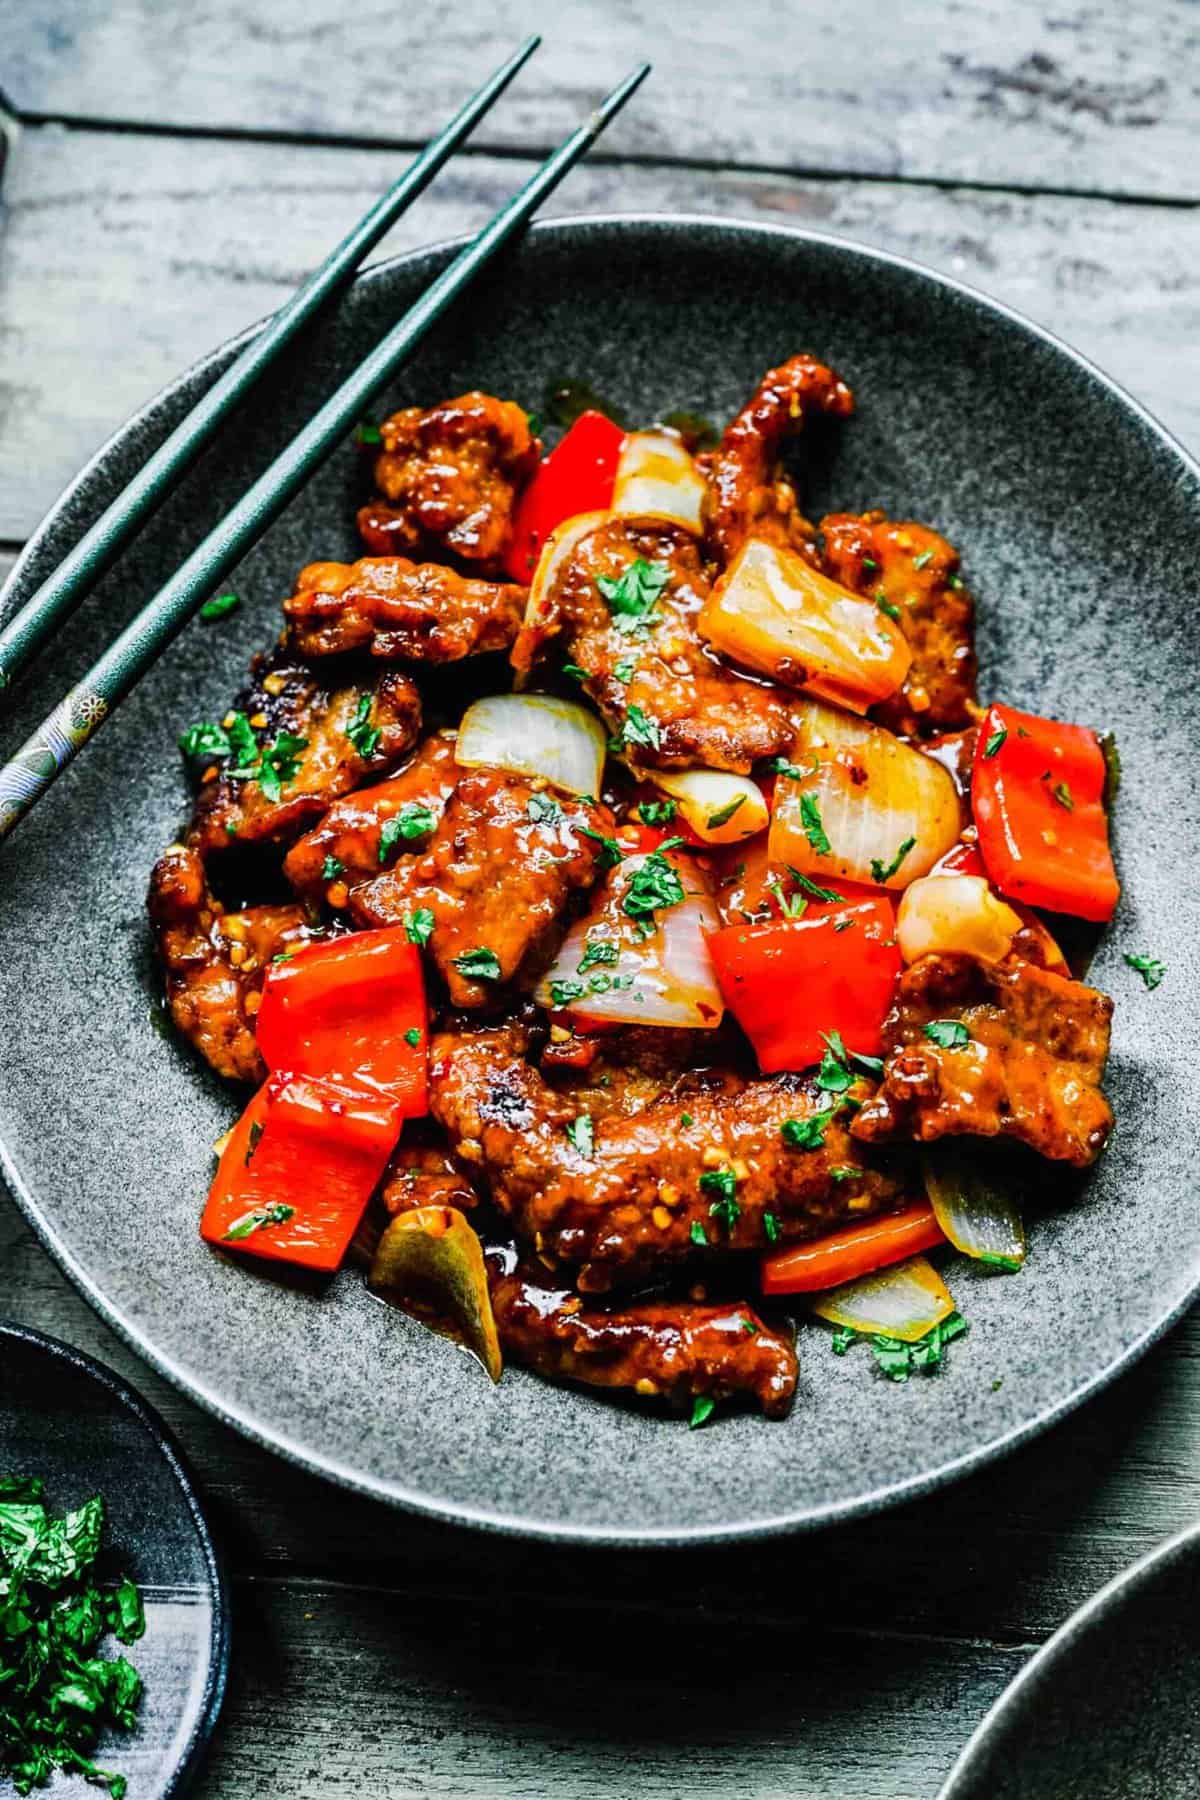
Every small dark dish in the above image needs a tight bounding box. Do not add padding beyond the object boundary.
[0,1323,229,1794]
[939,1521,1200,1798]
[1,216,1198,1543]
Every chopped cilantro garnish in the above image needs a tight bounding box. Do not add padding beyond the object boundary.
[454,947,502,982]
[621,704,662,752]
[577,937,619,975]
[199,590,240,621]
[983,725,1008,759]
[768,880,806,921]
[861,555,878,572]
[689,1395,716,1429]
[179,709,258,770]
[681,1111,694,1127]
[706,794,746,830]
[357,420,383,445]
[877,592,901,623]
[579,826,625,870]
[870,835,916,884]
[637,798,676,826]
[595,558,670,631]
[763,1210,780,1245]
[699,1167,740,1232]
[244,1119,264,1165]
[0,1478,147,1798]
[223,1202,295,1241]
[781,1109,837,1151]
[565,1114,595,1157]
[1125,952,1165,990]
[562,663,588,683]
[322,855,344,882]
[799,793,831,856]
[689,1220,708,1247]
[788,868,843,903]
[346,693,382,760]
[829,1165,864,1181]
[832,1312,968,1382]
[924,1018,971,1049]
[622,850,685,922]
[403,908,435,947]
[256,731,308,802]
[379,803,437,863]
[613,656,637,683]
[912,548,934,570]
[525,410,543,437]
[1052,780,1074,811]
[526,792,563,825]
[815,1043,855,1095]
[404,1027,422,1048]
[771,755,819,781]
[850,1050,885,1079]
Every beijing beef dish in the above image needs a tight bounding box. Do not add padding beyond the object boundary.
[149,354,1123,1424]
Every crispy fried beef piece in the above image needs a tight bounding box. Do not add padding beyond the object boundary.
[358,392,540,568]
[702,354,854,567]
[187,652,422,859]
[851,952,1114,1166]
[283,735,460,903]
[487,1249,797,1417]
[821,512,978,738]
[429,1021,909,1290]
[147,844,317,1083]
[282,557,527,663]
[511,516,793,773]
[350,772,617,1007]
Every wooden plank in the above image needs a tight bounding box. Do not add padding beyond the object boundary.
[2,1,1197,201]
[1,124,1198,542]
[2,1189,1198,1651]
[187,1572,1024,1799]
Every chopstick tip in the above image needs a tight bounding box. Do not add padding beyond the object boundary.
[592,61,652,130]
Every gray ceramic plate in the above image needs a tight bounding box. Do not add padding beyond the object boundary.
[939,1521,1200,1797]
[1,216,1198,1544]
[0,1323,229,1794]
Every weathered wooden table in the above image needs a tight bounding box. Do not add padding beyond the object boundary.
[0,7,1197,1793]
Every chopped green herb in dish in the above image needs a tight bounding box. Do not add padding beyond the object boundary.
[0,1477,146,1799]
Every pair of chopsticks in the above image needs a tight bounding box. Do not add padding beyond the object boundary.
[0,42,650,841]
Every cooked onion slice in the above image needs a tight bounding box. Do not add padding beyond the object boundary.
[536,848,724,1028]
[699,538,911,711]
[650,770,768,845]
[456,692,606,797]
[369,1205,503,1382]
[897,874,1022,964]
[522,509,610,637]
[811,1255,955,1343]
[921,1144,1026,1271]
[612,430,707,532]
[768,699,963,889]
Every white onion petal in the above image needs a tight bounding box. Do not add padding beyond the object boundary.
[650,770,768,845]
[897,874,1022,964]
[811,1255,956,1342]
[768,699,963,889]
[921,1144,1026,1270]
[700,538,911,710]
[455,693,606,797]
[612,430,707,533]
[536,851,724,1028]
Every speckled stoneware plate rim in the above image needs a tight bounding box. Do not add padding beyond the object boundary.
[0,1319,231,1787]
[2,212,1199,1547]
[937,1518,1200,1797]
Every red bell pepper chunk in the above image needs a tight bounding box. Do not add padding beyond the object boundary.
[707,896,901,1074]
[761,1202,946,1295]
[972,703,1119,923]
[202,1072,402,1272]
[256,927,427,1117]
[504,410,625,582]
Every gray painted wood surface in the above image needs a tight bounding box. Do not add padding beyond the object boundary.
[0,8,1197,1794]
